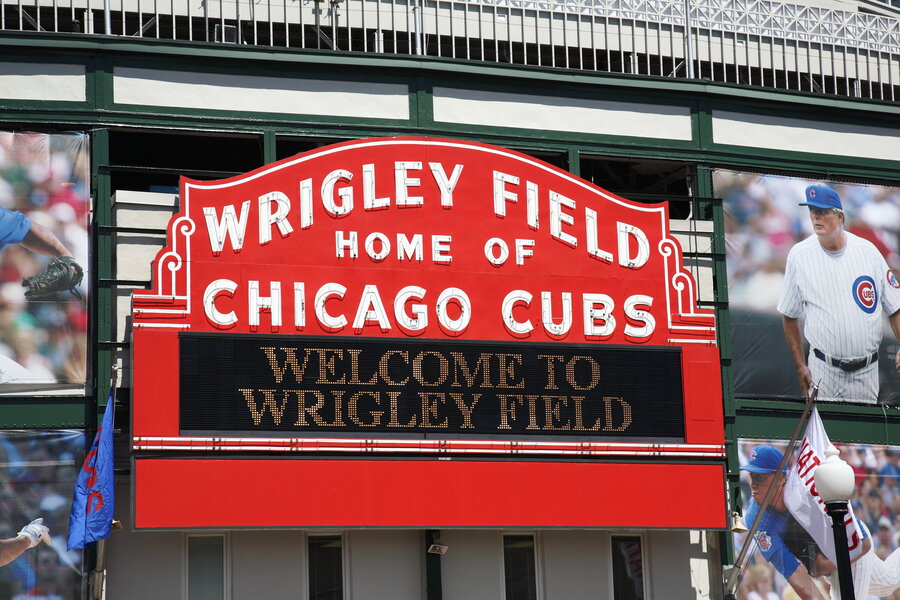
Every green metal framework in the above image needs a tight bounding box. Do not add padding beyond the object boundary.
[1,32,899,504]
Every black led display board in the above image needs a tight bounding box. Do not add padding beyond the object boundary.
[179,334,685,441]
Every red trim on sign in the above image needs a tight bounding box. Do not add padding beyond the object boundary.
[132,436,725,457]
[134,458,726,529]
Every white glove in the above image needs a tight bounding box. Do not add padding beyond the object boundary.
[17,518,50,548]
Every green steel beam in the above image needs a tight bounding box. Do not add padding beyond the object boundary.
[92,127,112,411]
[0,399,87,428]
[736,400,900,444]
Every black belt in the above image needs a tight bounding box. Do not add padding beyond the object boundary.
[813,348,879,372]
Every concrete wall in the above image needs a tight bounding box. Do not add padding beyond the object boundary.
[105,516,717,600]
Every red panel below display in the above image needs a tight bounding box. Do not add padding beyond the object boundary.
[134,458,726,529]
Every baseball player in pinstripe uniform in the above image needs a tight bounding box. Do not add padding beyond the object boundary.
[778,185,900,404]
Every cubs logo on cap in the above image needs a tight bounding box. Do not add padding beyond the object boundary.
[853,275,878,314]
[889,269,900,290]
[800,185,843,211]
[740,445,784,473]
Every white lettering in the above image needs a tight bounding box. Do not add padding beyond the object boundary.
[484,237,509,266]
[583,293,615,338]
[585,208,613,263]
[397,233,424,261]
[353,284,391,332]
[335,231,359,259]
[436,288,471,334]
[429,163,464,207]
[204,201,251,255]
[395,285,428,331]
[363,163,389,210]
[515,239,535,265]
[315,283,347,331]
[624,294,655,338]
[203,279,238,327]
[617,222,650,269]
[258,191,293,245]
[493,171,519,217]
[432,235,452,264]
[321,169,354,217]
[365,232,391,261]
[249,280,282,327]
[395,161,423,206]
[502,290,533,336]
[541,291,572,337]
[550,191,577,247]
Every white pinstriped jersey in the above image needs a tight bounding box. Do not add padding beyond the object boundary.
[778,231,900,359]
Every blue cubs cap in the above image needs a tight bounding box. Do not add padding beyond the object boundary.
[800,185,843,211]
[740,445,784,474]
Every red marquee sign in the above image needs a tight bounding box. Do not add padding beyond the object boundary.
[131,137,725,529]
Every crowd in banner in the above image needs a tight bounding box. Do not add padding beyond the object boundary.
[737,439,900,600]
[0,131,89,385]
[717,171,900,313]
[0,430,84,600]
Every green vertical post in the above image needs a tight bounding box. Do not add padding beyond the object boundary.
[425,530,443,600]
[91,127,113,411]
[263,129,278,164]
[567,147,580,176]
[697,163,738,570]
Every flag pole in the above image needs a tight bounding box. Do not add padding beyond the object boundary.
[90,367,118,600]
[724,385,819,597]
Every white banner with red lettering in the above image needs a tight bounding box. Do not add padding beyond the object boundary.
[784,407,866,565]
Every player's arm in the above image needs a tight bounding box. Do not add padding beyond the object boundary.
[20,221,72,259]
[782,315,813,394]
[786,564,827,600]
[0,535,30,566]
[0,518,50,566]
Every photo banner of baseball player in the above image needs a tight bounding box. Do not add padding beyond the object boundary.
[130,137,726,529]
[738,436,900,600]
[784,407,865,565]
[716,170,900,405]
[0,132,89,394]
[0,429,87,600]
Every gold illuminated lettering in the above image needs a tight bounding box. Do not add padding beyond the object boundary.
[261,347,312,384]
[602,396,632,432]
[330,390,346,427]
[412,351,450,387]
[565,356,601,390]
[420,392,448,428]
[379,350,409,385]
[349,391,384,427]
[498,394,523,429]
[314,348,346,384]
[386,390,417,427]
[449,352,493,388]
[293,390,328,427]
[497,353,525,389]
[542,395,571,430]
[524,394,540,430]
[238,388,287,425]
[537,354,565,389]
[348,349,377,385]
[572,396,601,430]
[449,393,481,428]
[240,388,290,426]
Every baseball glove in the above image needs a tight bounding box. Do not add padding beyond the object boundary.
[23,256,84,300]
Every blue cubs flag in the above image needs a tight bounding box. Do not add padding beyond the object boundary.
[68,391,115,550]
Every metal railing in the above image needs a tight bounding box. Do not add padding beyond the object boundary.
[2,0,900,101]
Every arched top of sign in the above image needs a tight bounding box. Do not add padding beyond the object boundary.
[133,137,715,346]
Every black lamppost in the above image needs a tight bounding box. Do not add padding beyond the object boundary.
[814,444,856,600]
